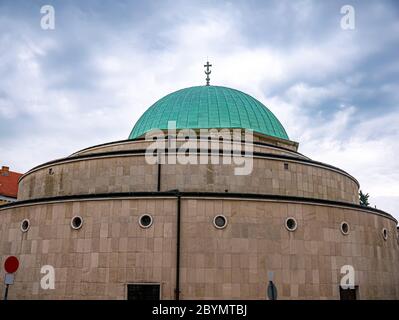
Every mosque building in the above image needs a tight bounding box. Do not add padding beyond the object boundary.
[0,63,398,300]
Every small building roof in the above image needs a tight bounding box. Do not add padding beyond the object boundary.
[0,166,22,199]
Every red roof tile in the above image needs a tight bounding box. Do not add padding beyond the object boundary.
[0,167,23,199]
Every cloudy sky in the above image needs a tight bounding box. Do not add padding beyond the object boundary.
[0,0,398,219]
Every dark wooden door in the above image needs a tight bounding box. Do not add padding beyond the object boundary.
[339,286,357,300]
[127,284,160,300]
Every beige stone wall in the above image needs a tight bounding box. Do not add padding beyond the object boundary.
[0,198,398,299]
[70,139,305,159]
[70,131,300,158]
[160,158,358,203]
[180,199,399,299]
[18,141,359,204]
[0,198,177,299]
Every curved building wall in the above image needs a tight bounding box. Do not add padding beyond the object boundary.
[18,141,359,204]
[0,196,398,299]
[68,138,304,159]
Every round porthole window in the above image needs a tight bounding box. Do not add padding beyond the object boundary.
[139,214,153,228]
[20,219,30,232]
[213,215,227,229]
[71,216,83,230]
[341,221,350,235]
[382,228,388,240]
[285,217,297,232]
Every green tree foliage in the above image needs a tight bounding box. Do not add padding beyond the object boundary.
[359,190,370,207]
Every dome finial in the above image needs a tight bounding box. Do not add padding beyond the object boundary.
[204,60,212,86]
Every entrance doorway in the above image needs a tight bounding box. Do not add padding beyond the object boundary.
[339,286,358,300]
[127,283,161,300]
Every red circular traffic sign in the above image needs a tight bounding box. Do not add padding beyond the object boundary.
[4,256,19,273]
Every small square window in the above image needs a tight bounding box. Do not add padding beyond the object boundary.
[284,163,289,170]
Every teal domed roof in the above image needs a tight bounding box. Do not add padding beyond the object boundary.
[128,86,289,140]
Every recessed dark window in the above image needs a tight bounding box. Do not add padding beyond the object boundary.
[285,217,297,232]
[382,228,388,240]
[213,215,227,229]
[48,168,54,175]
[21,219,30,232]
[341,222,350,235]
[127,284,160,300]
[284,163,289,170]
[340,285,358,300]
[139,214,153,228]
[71,216,83,230]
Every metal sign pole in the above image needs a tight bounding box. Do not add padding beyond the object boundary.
[4,283,9,300]
[267,271,278,300]
[268,281,277,300]
[3,256,20,301]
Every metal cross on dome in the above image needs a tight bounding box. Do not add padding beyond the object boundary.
[204,61,212,86]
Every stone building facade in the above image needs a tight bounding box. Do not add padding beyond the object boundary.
[0,85,398,299]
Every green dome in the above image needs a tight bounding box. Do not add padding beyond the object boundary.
[128,86,289,140]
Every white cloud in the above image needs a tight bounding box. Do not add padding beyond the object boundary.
[0,1,398,221]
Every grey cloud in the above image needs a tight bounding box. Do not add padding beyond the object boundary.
[0,0,398,218]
